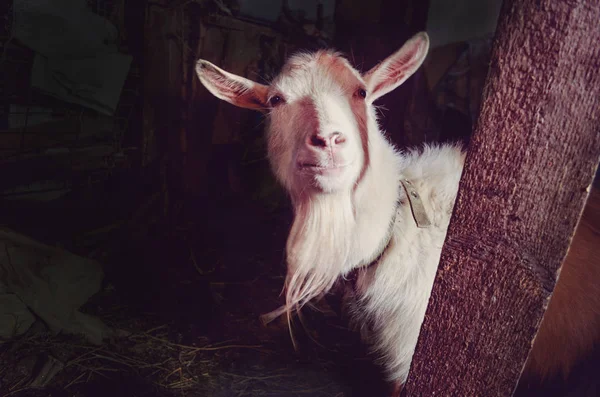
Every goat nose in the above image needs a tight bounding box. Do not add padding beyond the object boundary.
[308,132,346,148]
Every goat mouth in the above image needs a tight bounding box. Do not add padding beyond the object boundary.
[296,162,350,173]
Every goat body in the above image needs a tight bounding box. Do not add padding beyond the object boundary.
[195,32,600,393]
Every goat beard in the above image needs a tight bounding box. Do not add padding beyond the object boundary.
[283,192,356,315]
[258,191,356,328]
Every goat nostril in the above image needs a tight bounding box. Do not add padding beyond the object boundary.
[308,133,345,148]
[309,134,328,147]
[331,132,346,145]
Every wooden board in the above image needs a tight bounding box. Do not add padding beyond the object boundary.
[403,0,600,395]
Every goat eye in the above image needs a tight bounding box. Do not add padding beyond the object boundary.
[269,95,283,107]
[357,88,367,99]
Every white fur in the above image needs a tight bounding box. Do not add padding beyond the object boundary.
[351,144,465,383]
[194,32,466,385]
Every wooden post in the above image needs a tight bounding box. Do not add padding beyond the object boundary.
[403,0,600,396]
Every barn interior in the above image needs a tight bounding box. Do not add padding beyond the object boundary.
[0,1,598,396]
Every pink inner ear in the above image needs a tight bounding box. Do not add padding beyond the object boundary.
[372,44,421,95]
[203,66,267,108]
[207,70,249,100]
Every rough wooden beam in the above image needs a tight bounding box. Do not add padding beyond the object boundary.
[403,0,600,395]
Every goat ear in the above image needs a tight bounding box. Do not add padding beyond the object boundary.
[195,60,269,111]
[363,32,430,102]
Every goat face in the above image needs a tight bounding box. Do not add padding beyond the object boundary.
[195,32,430,197]
[265,51,367,195]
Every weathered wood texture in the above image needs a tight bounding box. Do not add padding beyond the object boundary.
[403,1,600,396]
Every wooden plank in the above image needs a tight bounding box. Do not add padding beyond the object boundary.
[403,0,600,395]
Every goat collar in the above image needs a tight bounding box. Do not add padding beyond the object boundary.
[346,178,431,289]
[400,178,432,228]
[356,178,431,272]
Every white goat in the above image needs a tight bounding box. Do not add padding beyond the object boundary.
[195,32,600,395]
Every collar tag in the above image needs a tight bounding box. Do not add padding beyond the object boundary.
[400,179,432,228]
